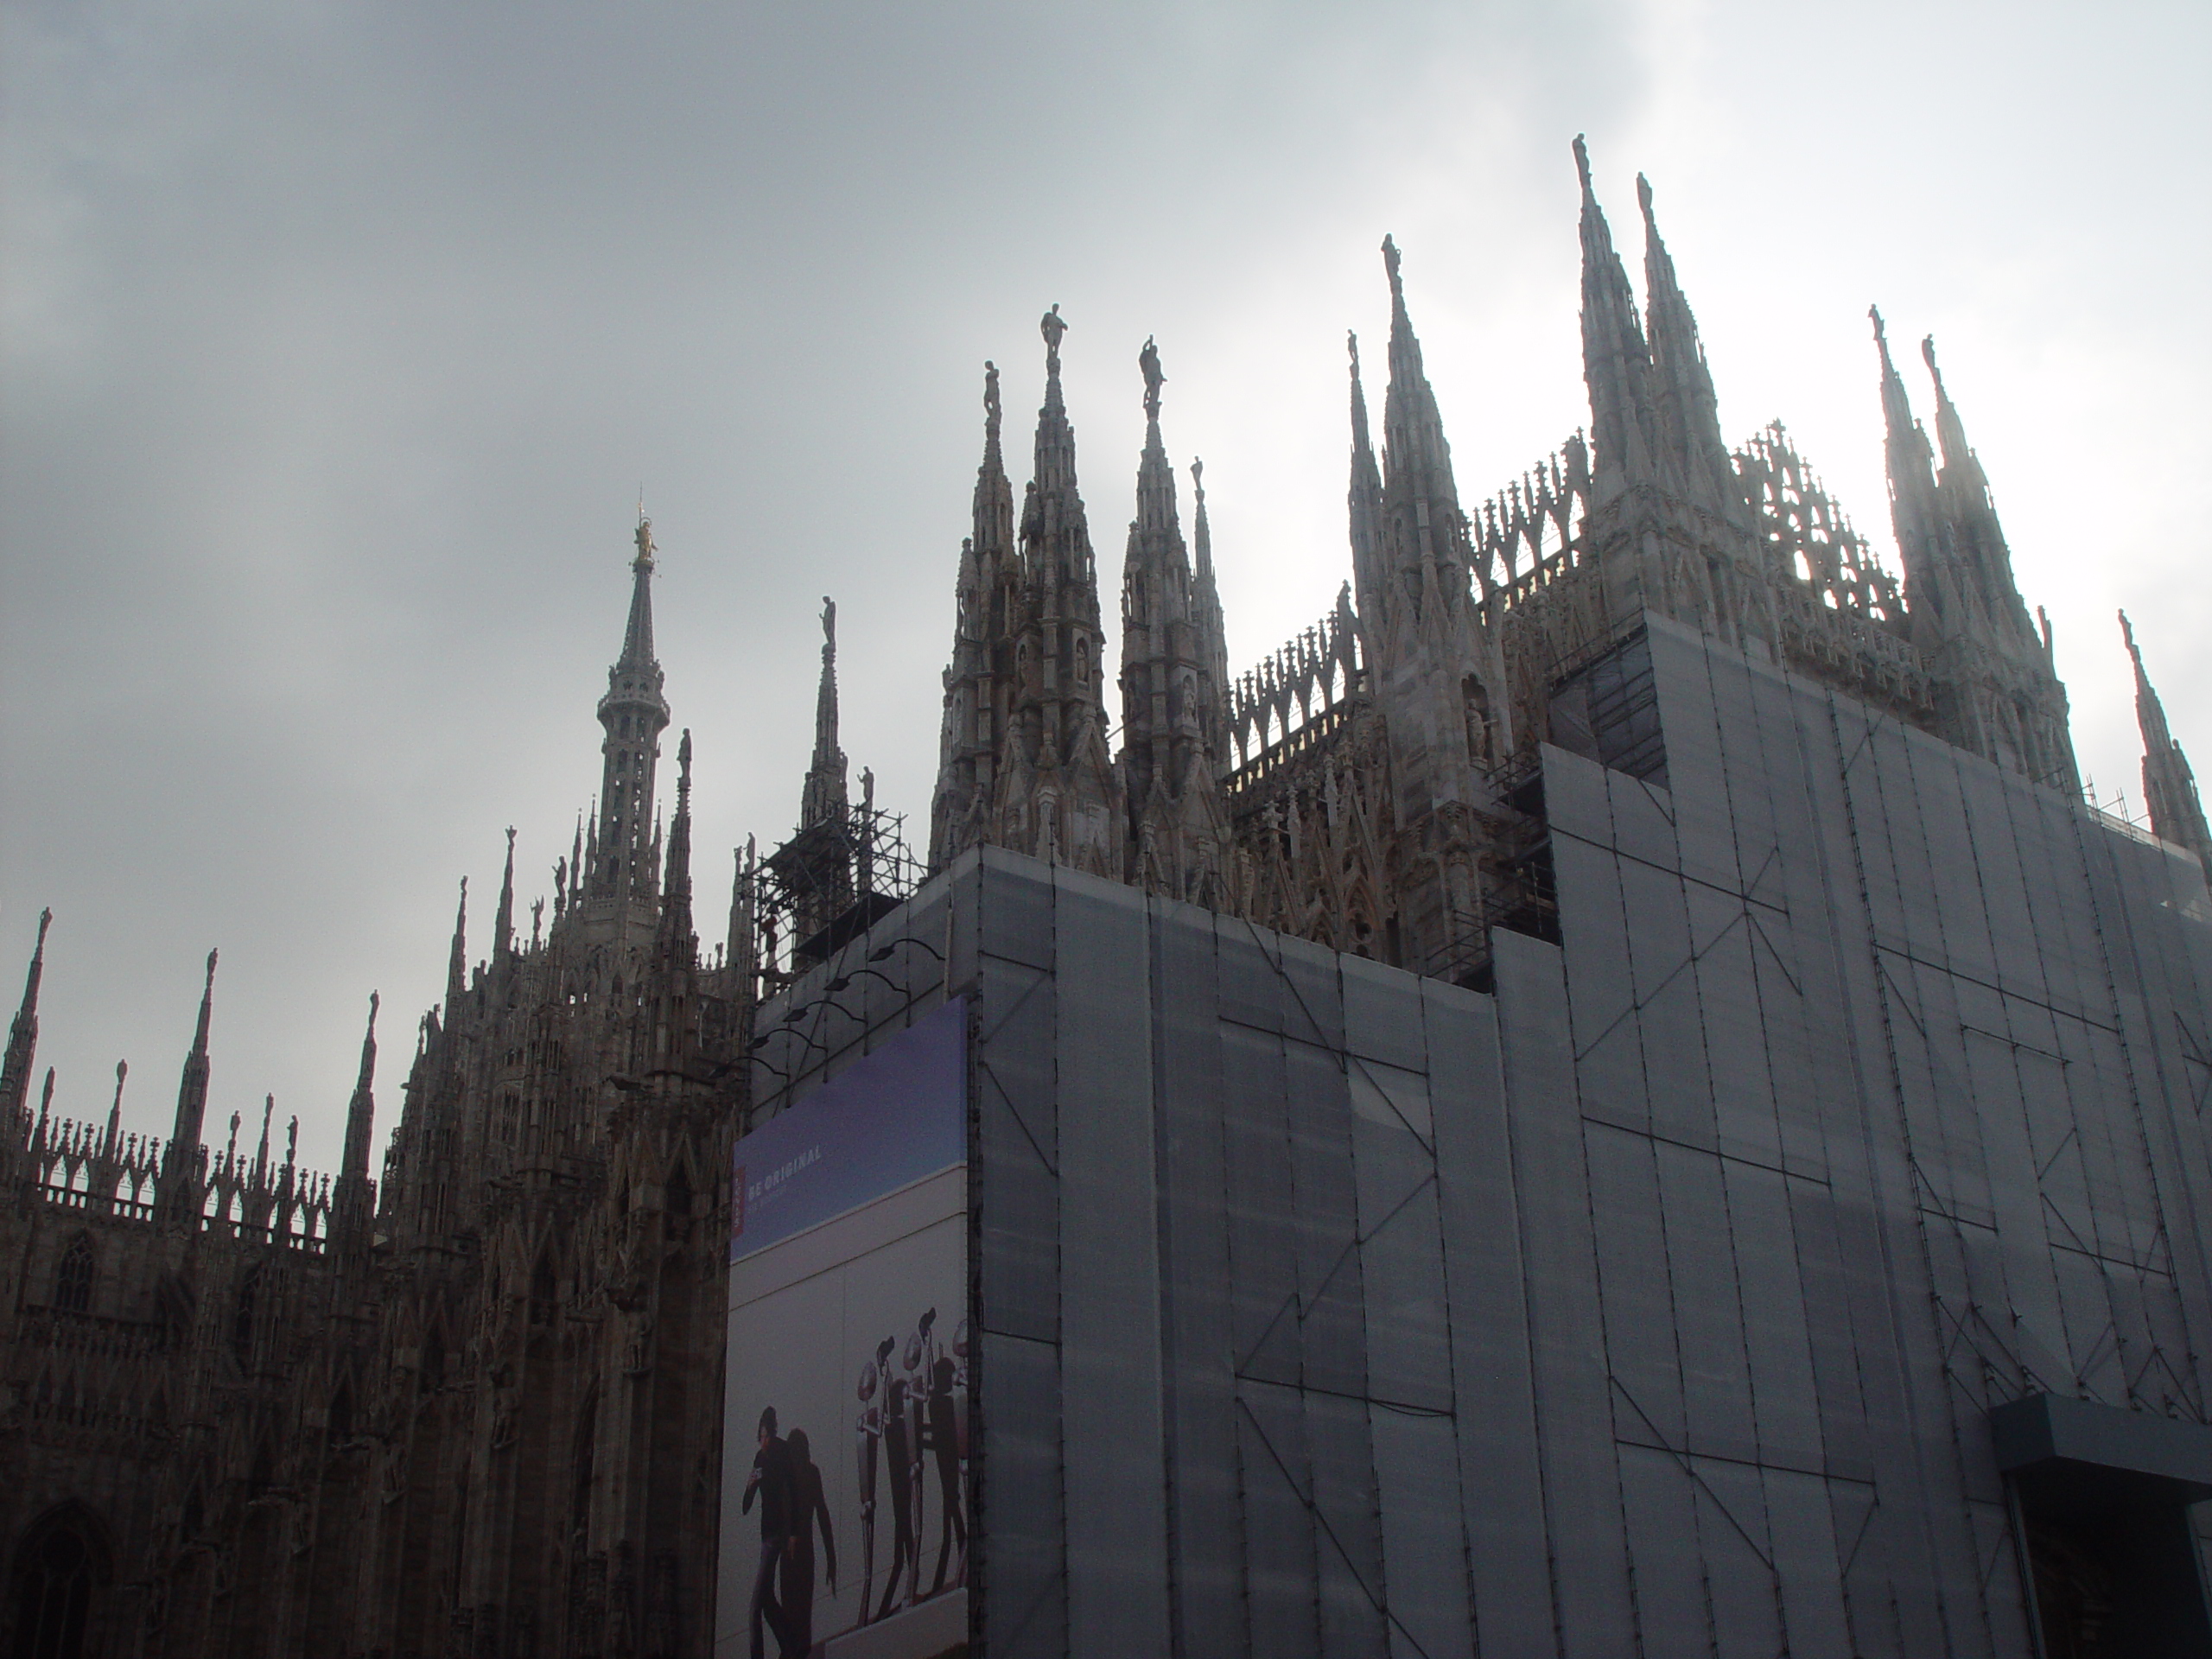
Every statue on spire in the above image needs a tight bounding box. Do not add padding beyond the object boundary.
[1140,336,1165,423]
[1041,303,1068,364]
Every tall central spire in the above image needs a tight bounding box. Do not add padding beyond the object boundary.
[590,514,672,918]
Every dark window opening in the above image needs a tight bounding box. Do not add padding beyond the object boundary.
[7,1522,96,1659]
[52,1238,92,1316]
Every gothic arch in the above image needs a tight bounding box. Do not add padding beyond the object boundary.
[51,1236,92,1317]
[5,1500,113,1659]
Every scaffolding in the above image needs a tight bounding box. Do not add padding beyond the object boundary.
[753,799,925,989]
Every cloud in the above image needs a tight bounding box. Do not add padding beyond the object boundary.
[4,0,2206,1166]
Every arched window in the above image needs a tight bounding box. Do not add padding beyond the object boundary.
[7,1509,106,1659]
[52,1238,92,1316]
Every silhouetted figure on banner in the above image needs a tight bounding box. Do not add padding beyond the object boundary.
[925,1354,967,1594]
[874,1375,918,1622]
[855,1335,894,1623]
[741,1407,798,1659]
[780,1427,836,1653]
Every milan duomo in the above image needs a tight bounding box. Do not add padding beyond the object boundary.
[5,140,2211,1659]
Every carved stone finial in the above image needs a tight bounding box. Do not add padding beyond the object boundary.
[821,597,836,658]
[1381,237,1402,303]
[983,360,1001,435]
[1040,303,1067,359]
[1636,171,1655,219]
[1573,132,1592,191]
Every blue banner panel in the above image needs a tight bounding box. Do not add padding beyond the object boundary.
[730,998,968,1264]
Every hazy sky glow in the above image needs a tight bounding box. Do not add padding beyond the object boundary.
[4,0,2208,1172]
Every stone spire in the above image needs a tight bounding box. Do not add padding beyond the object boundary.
[444,879,468,1017]
[1006,304,1124,874]
[1117,337,1228,902]
[1,908,51,1127]
[162,948,219,1221]
[2123,613,2212,866]
[1378,235,1475,624]
[1876,317,2074,787]
[1188,457,1231,767]
[1636,172,1737,514]
[1922,335,2041,660]
[931,362,1023,873]
[800,602,849,831]
[492,827,517,966]
[1872,306,1955,638]
[727,836,758,995]
[340,992,379,1193]
[1347,332,1389,632]
[591,515,672,918]
[661,730,696,943]
[1575,135,1658,500]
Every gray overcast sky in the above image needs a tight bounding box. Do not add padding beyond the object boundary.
[4,0,2207,1173]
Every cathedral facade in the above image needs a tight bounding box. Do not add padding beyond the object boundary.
[3,136,2209,1658]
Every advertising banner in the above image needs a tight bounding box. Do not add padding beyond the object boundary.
[717,999,969,1659]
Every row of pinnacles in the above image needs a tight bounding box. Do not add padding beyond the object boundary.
[925,133,2211,982]
[2,921,359,1253]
